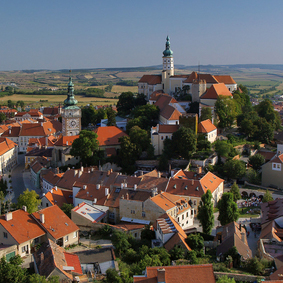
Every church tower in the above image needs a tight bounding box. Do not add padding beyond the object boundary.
[162,36,174,94]
[62,72,81,136]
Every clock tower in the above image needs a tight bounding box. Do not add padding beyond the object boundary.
[162,36,174,94]
[62,73,81,136]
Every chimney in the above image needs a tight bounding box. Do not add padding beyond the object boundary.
[105,188,109,196]
[134,184,137,190]
[41,122,43,126]
[40,213,45,224]
[96,184,100,190]
[81,166,83,172]
[157,268,166,283]
[83,185,87,190]
[158,171,161,178]
[66,141,68,146]
[9,129,11,135]
[192,179,194,185]
[93,198,97,204]
[78,170,82,178]
[74,170,78,177]
[40,252,44,262]
[121,183,124,189]
[197,167,202,174]
[56,167,59,174]
[5,212,12,221]
[110,168,113,173]
[54,186,58,191]
[91,167,94,172]
[126,193,129,200]
[50,189,53,194]
[107,170,110,176]
[22,206,27,212]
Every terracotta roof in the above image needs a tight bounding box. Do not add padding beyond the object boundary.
[161,105,182,120]
[183,71,218,84]
[54,135,79,146]
[0,209,46,244]
[115,222,145,231]
[134,264,215,283]
[137,176,168,192]
[149,91,166,101]
[1,126,21,137]
[15,110,42,117]
[269,154,283,164]
[164,231,191,252]
[32,205,79,240]
[42,107,60,116]
[213,75,237,85]
[257,150,276,163]
[56,168,89,190]
[154,94,177,112]
[138,75,162,85]
[261,199,283,225]
[25,147,53,158]
[44,188,69,207]
[42,170,62,187]
[34,239,82,280]
[198,119,217,134]
[157,124,179,133]
[94,126,128,146]
[0,137,17,155]
[18,121,61,137]
[199,171,224,194]
[201,83,232,100]
[28,136,55,147]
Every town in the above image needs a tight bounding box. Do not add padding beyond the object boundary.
[0,37,283,283]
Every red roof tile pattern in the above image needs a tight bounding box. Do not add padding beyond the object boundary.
[54,135,79,146]
[133,264,215,283]
[44,188,69,207]
[213,75,237,85]
[198,119,217,134]
[0,209,46,244]
[138,75,162,85]
[64,252,83,275]
[201,83,232,100]
[157,124,179,133]
[0,137,17,155]
[32,205,79,240]
[183,71,219,84]
[94,126,128,146]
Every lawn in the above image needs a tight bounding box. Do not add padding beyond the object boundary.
[238,207,261,218]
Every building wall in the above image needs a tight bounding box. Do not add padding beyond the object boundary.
[262,162,283,188]
[0,146,18,174]
[207,129,217,143]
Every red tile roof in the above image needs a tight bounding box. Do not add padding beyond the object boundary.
[199,171,224,194]
[0,137,17,155]
[94,126,128,146]
[157,124,179,133]
[138,75,162,85]
[201,83,232,99]
[198,119,217,134]
[134,264,215,283]
[54,135,79,146]
[32,205,79,240]
[0,209,46,244]
[213,75,236,85]
[44,188,69,207]
[183,71,219,84]
[64,252,83,275]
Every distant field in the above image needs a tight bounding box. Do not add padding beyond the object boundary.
[1,94,118,107]
[112,85,138,93]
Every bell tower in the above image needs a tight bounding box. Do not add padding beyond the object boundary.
[62,71,81,136]
[162,36,174,94]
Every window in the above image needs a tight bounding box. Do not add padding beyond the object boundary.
[131,210,135,214]
[142,211,146,218]
[186,212,188,218]
[73,231,77,238]
[65,235,69,242]
[109,212,115,219]
[194,200,196,205]
[272,163,281,171]
[34,237,39,244]
[134,233,138,238]
[182,214,184,220]
[3,232,7,239]
[22,245,28,253]
[178,217,180,222]
[161,136,164,140]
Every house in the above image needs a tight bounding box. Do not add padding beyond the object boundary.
[41,169,63,194]
[14,109,43,121]
[25,147,53,169]
[51,135,79,167]
[33,239,82,282]
[262,153,283,189]
[101,116,128,131]
[216,222,252,261]
[0,207,46,257]
[198,119,217,143]
[94,126,128,157]
[30,157,51,189]
[133,264,216,283]
[154,213,191,253]
[151,124,179,155]
[0,137,18,174]
[41,186,70,208]
[32,205,79,248]
[71,202,108,231]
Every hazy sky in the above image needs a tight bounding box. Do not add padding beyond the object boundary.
[1,0,283,71]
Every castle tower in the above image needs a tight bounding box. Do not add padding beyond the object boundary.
[62,72,81,136]
[162,36,174,94]
[191,79,207,103]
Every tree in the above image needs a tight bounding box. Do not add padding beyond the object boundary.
[197,190,214,235]
[111,230,131,257]
[169,245,185,261]
[172,127,197,159]
[217,276,236,283]
[248,154,265,171]
[117,92,135,116]
[129,126,151,153]
[215,96,238,128]
[105,268,123,283]
[70,130,99,164]
[217,192,239,226]
[244,257,265,275]
[186,234,204,256]
[214,140,232,158]
[81,105,96,127]
[197,135,211,151]
[17,189,40,213]
[230,182,241,202]
[0,113,6,124]
[0,255,27,282]
[223,159,246,180]
[61,203,74,218]
[106,107,116,126]
[253,117,274,143]
[200,107,212,122]
[7,100,13,109]
[262,189,274,203]
[135,93,147,107]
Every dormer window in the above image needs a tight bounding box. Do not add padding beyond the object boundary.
[272,163,281,171]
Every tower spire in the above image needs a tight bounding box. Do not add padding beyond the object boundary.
[64,70,78,106]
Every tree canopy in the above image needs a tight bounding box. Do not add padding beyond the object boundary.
[200,107,212,122]
[248,154,265,171]
[217,192,239,226]
[262,189,274,203]
[223,159,246,180]
[17,189,40,213]
[197,190,214,235]
[117,92,136,116]
[70,130,99,164]
[230,182,241,202]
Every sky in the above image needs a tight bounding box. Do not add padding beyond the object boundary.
[1,0,283,71]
